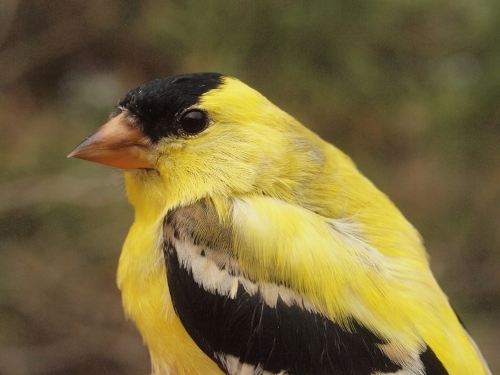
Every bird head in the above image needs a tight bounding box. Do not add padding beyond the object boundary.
[69,73,323,208]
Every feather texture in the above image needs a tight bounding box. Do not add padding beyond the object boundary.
[70,73,491,375]
[164,200,450,375]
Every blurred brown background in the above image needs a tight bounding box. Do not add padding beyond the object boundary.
[0,0,499,374]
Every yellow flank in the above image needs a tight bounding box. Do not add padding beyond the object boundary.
[113,76,490,374]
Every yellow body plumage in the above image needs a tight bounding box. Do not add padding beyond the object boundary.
[70,74,490,375]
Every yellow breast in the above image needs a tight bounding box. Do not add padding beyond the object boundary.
[117,173,222,375]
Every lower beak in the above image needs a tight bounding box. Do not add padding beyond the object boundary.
[68,112,155,170]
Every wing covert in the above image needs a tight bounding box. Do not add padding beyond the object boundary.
[163,200,445,375]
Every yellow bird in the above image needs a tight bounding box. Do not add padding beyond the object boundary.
[69,73,491,375]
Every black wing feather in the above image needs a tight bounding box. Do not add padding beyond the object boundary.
[164,204,449,375]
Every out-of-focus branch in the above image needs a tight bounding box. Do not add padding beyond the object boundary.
[0,245,147,375]
[0,0,20,47]
[0,329,145,375]
[0,17,95,89]
[0,0,125,90]
[0,172,124,214]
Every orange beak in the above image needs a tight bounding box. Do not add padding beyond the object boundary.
[68,113,155,169]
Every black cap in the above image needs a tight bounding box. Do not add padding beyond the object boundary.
[117,72,223,142]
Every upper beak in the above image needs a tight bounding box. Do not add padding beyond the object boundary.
[68,112,155,170]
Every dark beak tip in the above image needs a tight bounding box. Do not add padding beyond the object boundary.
[67,136,95,160]
[67,147,83,160]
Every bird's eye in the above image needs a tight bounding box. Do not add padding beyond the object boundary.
[179,109,209,135]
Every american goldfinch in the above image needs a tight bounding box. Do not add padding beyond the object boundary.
[69,73,491,375]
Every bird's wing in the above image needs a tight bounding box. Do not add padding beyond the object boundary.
[164,197,450,375]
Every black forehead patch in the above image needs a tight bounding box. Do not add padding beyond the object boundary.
[117,72,223,142]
